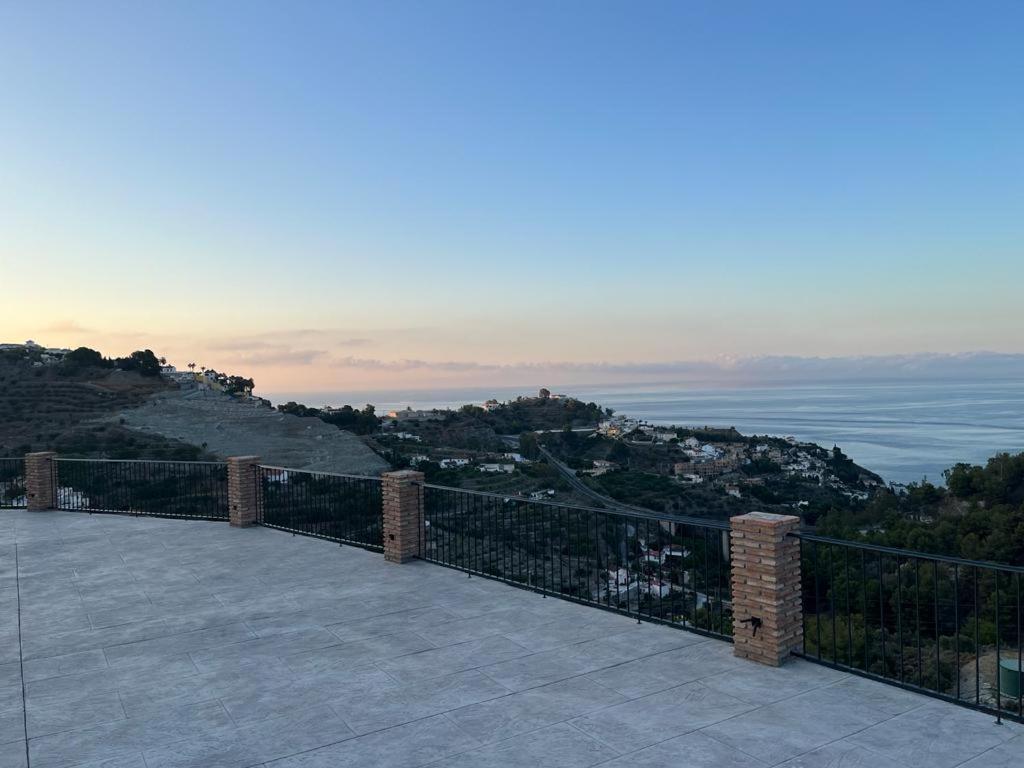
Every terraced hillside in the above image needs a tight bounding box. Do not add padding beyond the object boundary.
[112,389,390,475]
[0,358,203,459]
[0,353,390,474]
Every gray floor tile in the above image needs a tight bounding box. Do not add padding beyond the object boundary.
[600,730,767,768]
[26,689,125,738]
[843,702,1020,768]
[22,649,108,683]
[0,709,26,746]
[698,658,847,706]
[570,680,755,753]
[262,713,479,767]
[329,669,510,734]
[445,676,626,745]
[957,734,1024,768]
[376,635,532,682]
[428,722,615,767]
[700,683,915,766]
[583,640,738,699]
[773,739,904,768]
[0,743,27,768]
[28,700,232,768]
[481,630,694,692]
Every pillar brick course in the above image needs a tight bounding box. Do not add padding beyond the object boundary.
[730,511,803,666]
[25,452,57,511]
[382,470,424,564]
[227,456,260,527]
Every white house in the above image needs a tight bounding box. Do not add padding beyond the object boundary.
[479,463,515,474]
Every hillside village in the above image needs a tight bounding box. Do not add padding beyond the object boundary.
[1,340,884,524]
[371,389,884,523]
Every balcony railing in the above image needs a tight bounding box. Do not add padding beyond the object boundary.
[256,465,383,551]
[0,458,25,508]
[421,484,733,640]
[54,458,229,519]
[798,533,1024,722]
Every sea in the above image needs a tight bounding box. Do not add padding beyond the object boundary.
[266,380,1024,485]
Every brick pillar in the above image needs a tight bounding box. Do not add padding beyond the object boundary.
[382,470,424,563]
[227,456,260,527]
[25,452,57,511]
[730,512,803,666]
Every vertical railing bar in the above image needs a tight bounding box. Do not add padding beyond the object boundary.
[995,572,1002,723]
[933,559,941,694]
[845,545,853,668]
[921,557,929,688]
[862,547,869,672]
[975,567,981,705]
[829,544,837,664]
[812,541,821,659]
[896,554,904,684]
[879,552,886,677]
[955,562,961,701]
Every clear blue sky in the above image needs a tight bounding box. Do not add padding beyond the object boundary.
[2,2,1022,391]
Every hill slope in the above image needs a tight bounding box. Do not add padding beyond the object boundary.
[112,389,389,475]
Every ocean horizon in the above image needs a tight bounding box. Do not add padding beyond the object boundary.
[264,379,1024,485]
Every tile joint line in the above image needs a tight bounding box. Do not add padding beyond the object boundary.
[15,542,31,768]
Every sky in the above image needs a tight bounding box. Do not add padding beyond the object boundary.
[2,2,1022,395]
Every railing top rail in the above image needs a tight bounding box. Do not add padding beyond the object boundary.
[55,458,227,466]
[795,531,1024,574]
[258,464,382,482]
[418,482,731,530]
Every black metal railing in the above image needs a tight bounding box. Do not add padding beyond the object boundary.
[54,459,229,519]
[0,458,25,508]
[256,465,383,551]
[798,533,1024,723]
[421,484,732,640]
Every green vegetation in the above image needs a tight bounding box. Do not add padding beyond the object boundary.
[818,452,1024,565]
[277,401,381,435]
[60,346,164,377]
[460,396,607,433]
[0,349,201,459]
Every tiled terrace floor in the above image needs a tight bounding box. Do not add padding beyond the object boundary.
[2,510,1022,768]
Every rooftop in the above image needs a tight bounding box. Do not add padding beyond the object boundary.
[3,509,1022,768]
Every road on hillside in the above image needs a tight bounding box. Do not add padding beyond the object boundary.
[537,446,656,517]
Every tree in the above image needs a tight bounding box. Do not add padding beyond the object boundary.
[608,441,631,465]
[519,431,540,460]
[114,350,161,377]
[63,347,109,369]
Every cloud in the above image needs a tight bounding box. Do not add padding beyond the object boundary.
[206,332,371,354]
[323,352,1024,383]
[41,320,94,334]
[219,348,328,366]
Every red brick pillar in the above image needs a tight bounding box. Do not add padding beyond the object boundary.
[383,470,424,563]
[730,512,803,666]
[25,452,57,511]
[227,456,260,527]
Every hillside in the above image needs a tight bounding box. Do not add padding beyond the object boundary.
[0,354,205,459]
[112,389,389,475]
[0,346,389,474]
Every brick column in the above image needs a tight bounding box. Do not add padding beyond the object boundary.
[382,470,424,563]
[227,456,260,527]
[730,511,803,666]
[25,452,57,511]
